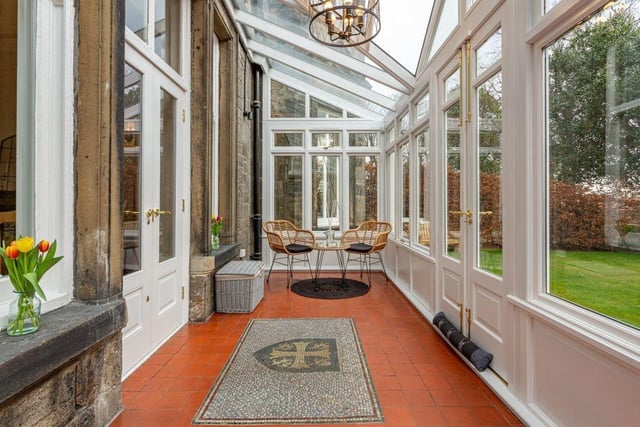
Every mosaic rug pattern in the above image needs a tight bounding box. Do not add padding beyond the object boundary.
[193,318,383,425]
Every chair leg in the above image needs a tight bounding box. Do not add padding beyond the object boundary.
[266,252,278,282]
[286,255,293,288]
[365,253,372,287]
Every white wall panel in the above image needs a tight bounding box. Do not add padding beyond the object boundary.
[531,320,640,427]
[411,254,435,311]
[396,245,412,287]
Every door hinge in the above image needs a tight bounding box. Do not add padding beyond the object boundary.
[181,286,185,300]
[182,109,186,123]
[182,199,185,212]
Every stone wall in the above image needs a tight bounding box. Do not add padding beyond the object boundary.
[236,48,254,255]
[0,333,122,426]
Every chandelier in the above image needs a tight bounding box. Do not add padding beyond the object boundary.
[308,1,381,47]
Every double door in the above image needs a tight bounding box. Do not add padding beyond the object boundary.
[438,8,508,380]
[121,47,188,377]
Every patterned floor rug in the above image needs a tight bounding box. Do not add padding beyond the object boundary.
[193,318,383,425]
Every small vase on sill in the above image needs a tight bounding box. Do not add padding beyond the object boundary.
[324,229,335,246]
[211,233,220,250]
[7,292,42,336]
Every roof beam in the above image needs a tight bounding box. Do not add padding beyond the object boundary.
[235,10,410,94]
[248,40,397,112]
[359,43,416,90]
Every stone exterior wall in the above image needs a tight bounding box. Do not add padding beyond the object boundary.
[236,49,254,255]
[188,0,259,321]
[0,0,126,423]
[0,334,121,426]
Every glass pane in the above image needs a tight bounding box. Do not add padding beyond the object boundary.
[478,73,503,276]
[401,143,410,240]
[416,92,429,122]
[476,29,502,76]
[0,3,17,249]
[545,0,562,13]
[123,64,143,275]
[126,0,148,41]
[158,89,176,262]
[546,2,640,329]
[274,132,302,147]
[428,0,459,60]
[310,97,342,118]
[388,124,396,143]
[446,69,460,101]
[312,156,340,231]
[417,130,430,250]
[349,156,377,229]
[270,80,305,118]
[446,102,461,259]
[154,0,181,72]
[347,112,360,118]
[388,151,396,234]
[274,156,303,226]
[399,113,409,136]
[311,132,341,148]
[349,132,378,147]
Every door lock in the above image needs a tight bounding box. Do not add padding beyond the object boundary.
[145,209,155,224]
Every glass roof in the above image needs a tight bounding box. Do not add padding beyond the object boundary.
[374,0,434,73]
[231,0,434,116]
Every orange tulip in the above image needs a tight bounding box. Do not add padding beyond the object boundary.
[39,240,50,252]
[5,245,19,259]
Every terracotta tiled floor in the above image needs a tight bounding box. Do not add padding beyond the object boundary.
[111,271,523,427]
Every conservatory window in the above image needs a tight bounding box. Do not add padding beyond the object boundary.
[310,97,342,118]
[349,156,378,229]
[312,156,340,231]
[274,156,303,226]
[399,113,409,136]
[416,129,430,251]
[387,151,396,236]
[270,80,305,118]
[311,132,341,148]
[400,143,410,240]
[349,132,378,147]
[416,92,429,123]
[545,1,640,330]
[125,0,182,73]
[274,132,303,147]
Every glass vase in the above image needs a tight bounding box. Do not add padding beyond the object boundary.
[211,233,220,249]
[324,229,335,245]
[6,292,42,336]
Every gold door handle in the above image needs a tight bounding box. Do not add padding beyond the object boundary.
[451,209,473,224]
[478,211,493,216]
[124,210,139,215]
[152,209,172,216]
[145,209,155,224]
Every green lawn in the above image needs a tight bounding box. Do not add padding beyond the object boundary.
[476,249,639,329]
[549,250,640,329]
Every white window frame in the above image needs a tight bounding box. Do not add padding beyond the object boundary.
[1,0,75,326]
[516,0,640,368]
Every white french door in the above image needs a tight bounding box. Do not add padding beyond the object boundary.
[438,7,508,380]
[121,46,188,377]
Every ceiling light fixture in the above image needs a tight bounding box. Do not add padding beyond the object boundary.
[309,0,381,47]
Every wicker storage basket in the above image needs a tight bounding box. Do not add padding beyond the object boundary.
[215,261,264,313]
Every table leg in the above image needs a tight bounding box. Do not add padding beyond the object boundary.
[337,250,347,287]
[313,249,325,281]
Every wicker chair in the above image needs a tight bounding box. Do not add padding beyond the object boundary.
[263,220,316,288]
[341,221,392,286]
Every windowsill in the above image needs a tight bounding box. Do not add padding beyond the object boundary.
[210,243,240,269]
[0,299,126,404]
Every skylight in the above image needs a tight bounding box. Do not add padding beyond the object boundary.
[374,0,435,74]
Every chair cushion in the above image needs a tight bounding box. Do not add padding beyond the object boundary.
[346,243,373,253]
[286,243,312,253]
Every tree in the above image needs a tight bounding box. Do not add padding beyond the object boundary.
[548,2,640,186]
